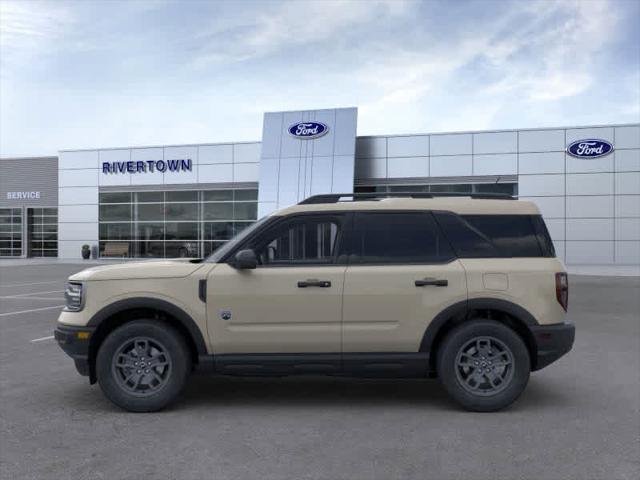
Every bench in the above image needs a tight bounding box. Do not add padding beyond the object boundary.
[102,242,129,257]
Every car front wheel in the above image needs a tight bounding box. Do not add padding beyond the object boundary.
[96,320,190,412]
[437,319,530,412]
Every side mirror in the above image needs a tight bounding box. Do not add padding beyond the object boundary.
[233,249,257,269]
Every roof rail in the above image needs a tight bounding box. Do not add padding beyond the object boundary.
[298,192,515,205]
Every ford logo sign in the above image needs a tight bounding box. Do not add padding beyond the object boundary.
[288,122,329,139]
[567,139,614,159]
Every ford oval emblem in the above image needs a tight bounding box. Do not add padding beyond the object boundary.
[567,139,614,159]
[288,122,329,139]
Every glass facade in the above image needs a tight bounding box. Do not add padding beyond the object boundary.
[0,208,23,257]
[354,182,518,196]
[27,208,58,257]
[98,188,258,258]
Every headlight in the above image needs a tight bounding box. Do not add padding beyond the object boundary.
[64,282,84,312]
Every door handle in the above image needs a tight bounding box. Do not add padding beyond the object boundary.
[297,279,332,288]
[415,278,448,287]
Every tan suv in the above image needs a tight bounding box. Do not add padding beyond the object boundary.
[55,193,574,412]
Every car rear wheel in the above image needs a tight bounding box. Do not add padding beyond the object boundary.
[96,320,190,412]
[437,319,530,412]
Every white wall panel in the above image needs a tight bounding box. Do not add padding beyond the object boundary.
[59,204,98,223]
[198,164,233,183]
[332,155,356,194]
[566,173,613,196]
[233,163,259,182]
[387,156,428,178]
[311,110,337,157]
[566,196,613,218]
[98,149,132,186]
[58,222,99,241]
[163,146,198,184]
[334,108,359,157]
[615,126,640,149]
[60,169,98,187]
[615,149,640,172]
[278,156,301,207]
[59,240,98,260]
[518,129,564,153]
[258,202,277,218]
[130,148,164,185]
[544,218,565,240]
[566,127,614,144]
[310,156,333,195]
[520,196,565,218]
[565,241,614,264]
[387,135,429,157]
[473,154,517,175]
[430,134,472,156]
[553,240,566,261]
[430,155,472,176]
[518,174,565,196]
[258,156,279,202]
[260,112,283,159]
[615,241,640,265]
[615,172,640,195]
[518,152,565,174]
[233,143,261,163]
[199,144,233,164]
[473,131,517,154]
[356,137,386,158]
[615,218,640,240]
[59,150,99,170]
[566,219,613,241]
[615,196,640,217]
[355,157,386,179]
[280,112,305,158]
[59,187,98,205]
[567,153,614,174]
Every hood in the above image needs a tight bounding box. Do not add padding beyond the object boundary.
[69,259,206,281]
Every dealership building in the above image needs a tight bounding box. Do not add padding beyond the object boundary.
[1,107,639,267]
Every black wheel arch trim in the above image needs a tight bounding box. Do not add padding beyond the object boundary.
[87,297,208,355]
[420,297,539,354]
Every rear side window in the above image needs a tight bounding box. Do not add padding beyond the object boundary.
[353,212,454,264]
[434,213,555,258]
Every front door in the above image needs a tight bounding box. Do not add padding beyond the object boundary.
[342,211,467,352]
[206,213,348,355]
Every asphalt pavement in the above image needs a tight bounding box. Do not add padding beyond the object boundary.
[0,262,638,480]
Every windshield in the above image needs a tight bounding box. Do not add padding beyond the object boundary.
[205,216,271,263]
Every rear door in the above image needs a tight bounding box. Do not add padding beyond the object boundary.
[342,211,467,352]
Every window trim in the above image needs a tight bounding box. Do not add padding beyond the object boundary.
[224,212,351,268]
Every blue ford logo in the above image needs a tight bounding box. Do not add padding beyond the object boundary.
[567,139,613,159]
[288,122,328,139]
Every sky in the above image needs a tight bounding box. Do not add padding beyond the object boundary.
[0,0,639,157]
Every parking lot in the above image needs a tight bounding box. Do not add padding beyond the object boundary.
[0,262,638,480]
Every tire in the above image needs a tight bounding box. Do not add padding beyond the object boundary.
[96,320,191,412]
[436,320,530,412]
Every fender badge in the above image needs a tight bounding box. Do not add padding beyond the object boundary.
[220,310,232,321]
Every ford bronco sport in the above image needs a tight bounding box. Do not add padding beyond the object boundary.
[55,193,575,412]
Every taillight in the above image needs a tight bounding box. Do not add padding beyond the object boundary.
[555,272,568,311]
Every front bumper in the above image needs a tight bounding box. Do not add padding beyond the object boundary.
[530,322,575,371]
[54,324,95,377]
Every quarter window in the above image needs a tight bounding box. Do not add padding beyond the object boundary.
[353,212,454,264]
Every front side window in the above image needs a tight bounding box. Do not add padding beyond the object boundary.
[353,212,454,264]
[250,216,343,266]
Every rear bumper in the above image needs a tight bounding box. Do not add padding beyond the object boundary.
[54,325,94,377]
[530,322,575,371]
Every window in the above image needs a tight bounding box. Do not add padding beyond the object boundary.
[0,208,23,257]
[251,216,342,266]
[98,188,258,258]
[354,212,454,264]
[434,213,555,258]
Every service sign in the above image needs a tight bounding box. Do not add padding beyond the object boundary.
[566,139,613,159]
[288,122,329,139]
